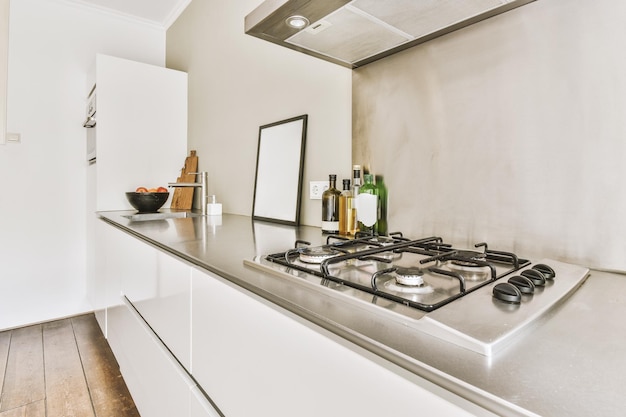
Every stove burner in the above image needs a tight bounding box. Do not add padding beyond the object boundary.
[299,246,338,264]
[448,261,491,281]
[450,250,486,266]
[395,267,427,286]
[441,250,489,281]
[385,277,434,294]
[369,236,400,246]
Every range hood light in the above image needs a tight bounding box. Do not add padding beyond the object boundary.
[285,15,309,29]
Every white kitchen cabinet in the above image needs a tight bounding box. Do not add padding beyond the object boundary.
[191,267,486,417]
[123,246,192,371]
[112,297,194,417]
[93,218,143,339]
[100,220,192,371]
[97,220,154,356]
[98,220,214,417]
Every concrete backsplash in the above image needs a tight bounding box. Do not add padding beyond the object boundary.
[353,0,626,271]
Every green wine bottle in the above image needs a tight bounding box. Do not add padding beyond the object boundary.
[375,175,388,236]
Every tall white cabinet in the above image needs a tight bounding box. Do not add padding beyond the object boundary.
[85,54,188,332]
[90,54,188,211]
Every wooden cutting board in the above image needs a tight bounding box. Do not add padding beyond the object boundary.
[170,150,198,210]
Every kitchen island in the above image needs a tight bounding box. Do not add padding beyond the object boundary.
[97,210,626,417]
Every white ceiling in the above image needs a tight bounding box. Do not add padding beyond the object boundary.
[64,0,192,29]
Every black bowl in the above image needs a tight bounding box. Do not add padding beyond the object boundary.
[125,192,170,213]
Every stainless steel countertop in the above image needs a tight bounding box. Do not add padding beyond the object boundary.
[99,210,626,417]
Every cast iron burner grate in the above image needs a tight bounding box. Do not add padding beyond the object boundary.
[266,235,529,312]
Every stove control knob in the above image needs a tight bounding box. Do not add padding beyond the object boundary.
[493,282,522,304]
[521,269,546,287]
[532,263,556,280]
[508,275,535,294]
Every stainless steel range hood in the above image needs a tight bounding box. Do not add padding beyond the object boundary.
[245,0,535,69]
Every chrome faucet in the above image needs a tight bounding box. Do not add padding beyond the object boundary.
[168,171,208,216]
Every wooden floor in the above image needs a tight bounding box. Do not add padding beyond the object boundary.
[0,314,140,417]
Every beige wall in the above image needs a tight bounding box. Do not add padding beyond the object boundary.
[353,0,626,270]
[0,0,166,330]
[0,0,7,145]
[166,0,352,227]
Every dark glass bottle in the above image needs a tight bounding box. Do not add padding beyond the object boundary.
[352,165,362,195]
[338,179,355,235]
[351,165,362,235]
[356,174,378,235]
[321,174,341,234]
[375,175,388,236]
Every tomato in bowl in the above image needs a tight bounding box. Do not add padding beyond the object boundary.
[126,186,170,213]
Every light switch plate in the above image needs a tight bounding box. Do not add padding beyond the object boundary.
[6,132,20,143]
[309,181,328,199]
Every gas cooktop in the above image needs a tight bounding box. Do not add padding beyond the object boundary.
[244,234,589,356]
